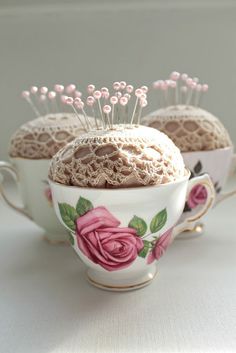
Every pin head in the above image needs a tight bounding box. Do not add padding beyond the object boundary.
[22,90,30,98]
[103,105,112,114]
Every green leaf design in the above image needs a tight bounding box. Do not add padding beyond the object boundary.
[128,215,147,236]
[138,240,151,258]
[150,208,167,233]
[58,203,78,231]
[76,197,94,216]
[68,232,75,246]
[194,161,202,174]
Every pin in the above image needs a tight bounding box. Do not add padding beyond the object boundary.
[21,90,40,117]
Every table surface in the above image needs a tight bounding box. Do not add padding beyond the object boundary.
[0,178,236,353]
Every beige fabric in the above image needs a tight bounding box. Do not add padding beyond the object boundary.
[9,113,93,159]
[49,124,185,188]
[142,105,232,152]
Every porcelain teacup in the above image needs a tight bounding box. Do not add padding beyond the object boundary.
[178,147,236,237]
[0,159,69,244]
[49,171,215,291]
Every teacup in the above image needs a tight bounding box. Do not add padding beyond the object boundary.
[49,171,215,291]
[178,146,236,237]
[0,159,69,244]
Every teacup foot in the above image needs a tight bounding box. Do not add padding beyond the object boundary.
[43,235,70,246]
[176,222,204,240]
[86,265,157,292]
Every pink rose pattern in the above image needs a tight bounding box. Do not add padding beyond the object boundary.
[187,184,208,209]
[76,207,144,271]
[147,228,173,264]
[58,197,172,271]
[44,187,53,206]
[184,160,218,213]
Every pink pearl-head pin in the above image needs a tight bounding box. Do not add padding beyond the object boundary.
[140,93,147,100]
[170,71,180,81]
[103,91,110,99]
[65,97,74,105]
[160,81,168,91]
[101,87,109,98]
[140,99,147,108]
[74,90,82,98]
[48,91,56,99]
[181,73,188,81]
[40,94,47,101]
[86,96,95,106]
[141,85,148,93]
[196,84,202,92]
[120,96,128,106]
[103,105,112,114]
[169,80,177,88]
[181,86,188,93]
[61,95,68,103]
[93,90,102,99]
[190,81,197,89]
[120,81,126,90]
[126,85,134,93]
[202,84,209,92]
[113,82,120,91]
[75,100,84,110]
[153,81,160,89]
[22,90,30,98]
[124,93,131,100]
[54,84,64,93]
[66,84,76,94]
[110,96,118,105]
[30,86,38,94]
[40,86,48,94]
[135,88,143,97]
[74,97,82,104]
[186,78,193,87]
[87,84,95,94]
[116,92,122,99]
[101,87,109,93]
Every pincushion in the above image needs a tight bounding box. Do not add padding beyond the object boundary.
[49,124,185,188]
[9,113,93,159]
[142,105,232,152]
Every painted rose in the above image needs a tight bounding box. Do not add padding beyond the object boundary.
[147,228,173,264]
[76,206,144,271]
[187,184,208,209]
[44,187,53,205]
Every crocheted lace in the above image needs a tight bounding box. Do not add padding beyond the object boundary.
[49,124,185,188]
[142,105,232,152]
[9,113,94,159]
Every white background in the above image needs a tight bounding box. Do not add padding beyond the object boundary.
[0,0,236,159]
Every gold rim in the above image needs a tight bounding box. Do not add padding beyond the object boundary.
[87,271,157,290]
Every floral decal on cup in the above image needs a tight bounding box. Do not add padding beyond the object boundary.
[187,184,208,209]
[184,160,220,213]
[58,197,172,271]
[42,180,53,206]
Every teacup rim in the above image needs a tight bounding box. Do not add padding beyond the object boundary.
[182,145,233,155]
[48,169,191,192]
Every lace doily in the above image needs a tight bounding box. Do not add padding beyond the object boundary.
[9,113,94,159]
[49,124,185,188]
[142,105,232,152]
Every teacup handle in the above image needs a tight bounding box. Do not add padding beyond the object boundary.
[0,161,32,219]
[173,174,215,238]
[215,153,236,206]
